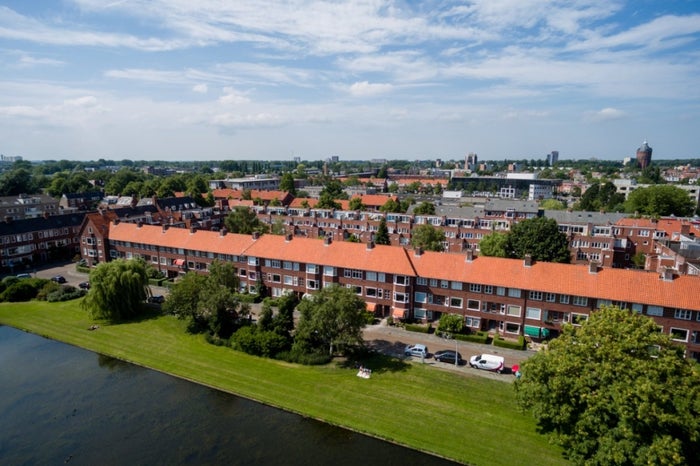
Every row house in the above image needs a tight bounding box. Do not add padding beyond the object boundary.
[59,191,103,211]
[0,194,59,221]
[0,213,84,272]
[104,222,700,360]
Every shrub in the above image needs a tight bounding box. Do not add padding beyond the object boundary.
[493,335,526,350]
[46,286,86,302]
[405,323,431,333]
[454,332,490,344]
[275,349,332,365]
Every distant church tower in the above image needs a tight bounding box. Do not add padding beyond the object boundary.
[636,140,652,169]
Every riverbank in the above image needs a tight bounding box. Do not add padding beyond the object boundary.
[0,301,566,465]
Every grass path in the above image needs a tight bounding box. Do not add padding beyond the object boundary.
[0,301,566,465]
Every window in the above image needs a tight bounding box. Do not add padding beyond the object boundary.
[394,275,407,286]
[450,281,462,291]
[416,277,427,286]
[306,279,318,290]
[507,305,521,317]
[529,291,543,301]
[306,264,318,274]
[346,284,362,295]
[414,291,428,303]
[465,317,480,328]
[508,288,521,298]
[483,285,493,294]
[675,309,692,320]
[323,266,336,276]
[597,299,612,308]
[394,292,408,303]
[646,306,663,317]
[366,287,377,298]
[571,313,588,325]
[496,286,506,296]
[430,279,438,287]
[450,297,463,308]
[545,293,556,302]
[505,322,520,334]
[560,294,570,304]
[248,257,258,266]
[414,308,427,319]
[573,296,588,307]
[526,308,541,320]
[469,283,482,293]
[270,274,281,283]
[670,328,689,342]
[441,280,448,289]
[283,275,295,285]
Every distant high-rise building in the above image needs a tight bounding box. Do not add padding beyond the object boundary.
[636,140,652,169]
[548,151,559,166]
[465,152,478,171]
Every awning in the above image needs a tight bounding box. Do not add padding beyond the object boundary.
[173,259,185,266]
[392,307,406,319]
[524,325,541,338]
[365,302,377,312]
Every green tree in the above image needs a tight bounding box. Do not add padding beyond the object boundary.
[575,182,624,212]
[539,199,566,210]
[0,168,37,195]
[224,206,269,235]
[515,306,700,465]
[506,217,570,263]
[624,185,695,217]
[293,285,367,356]
[280,172,297,196]
[379,197,402,213]
[81,259,149,322]
[478,231,509,257]
[348,197,365,211]
[316,192,341,210]
[374,217,390,245]
[411,224,445,252]
[413,201,436,215]
[437,313,464,334]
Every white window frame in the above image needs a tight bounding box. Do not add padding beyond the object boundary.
[526,307,541,320]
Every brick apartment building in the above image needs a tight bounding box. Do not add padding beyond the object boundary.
[100,222,700,360]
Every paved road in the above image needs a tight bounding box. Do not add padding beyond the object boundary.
[362,321,534,381]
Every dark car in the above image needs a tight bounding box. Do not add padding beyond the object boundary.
[51,275,67,284]
[148,295,165,304]
[434,350,463,365]
[78,281,90,290]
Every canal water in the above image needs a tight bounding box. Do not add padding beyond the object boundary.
[0,325,456,465]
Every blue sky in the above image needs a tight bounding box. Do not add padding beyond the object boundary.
[0,0,699,162]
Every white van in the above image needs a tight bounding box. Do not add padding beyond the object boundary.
[469,354,505,373]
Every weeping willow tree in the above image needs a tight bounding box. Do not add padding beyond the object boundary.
[81,258,149,322]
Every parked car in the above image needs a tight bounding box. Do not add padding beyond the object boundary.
[434,350,463,365]
[51,275,67,284]
[78,281,90,290]
[469,354,505,373]
[404,344,429,358]
[148,295,165,304]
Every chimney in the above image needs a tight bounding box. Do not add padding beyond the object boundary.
[162,224,168,233]
[661,267,674,282]
[189,226,196,234]
[588,261,599,274]
[219,228,227,237]
[285,233,292,242]
[465,249,474,262]
[324,235,332,246]
[366,241,375,250]
[137,221,143,228]
[524,254,532,267]
[414,246,423,257]
[113,218,120,225]
[252,231,260,240]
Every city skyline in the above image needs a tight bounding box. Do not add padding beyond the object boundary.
[0,1,698,162]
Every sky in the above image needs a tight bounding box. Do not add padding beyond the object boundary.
[0,0,699,162]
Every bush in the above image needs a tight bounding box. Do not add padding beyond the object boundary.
[275,349,332,365]
[46,286,86,302]
[0,278,49,302]
[454,331,490,344]
[493,335,526,350]
[230,326,290,357]
[405,323,431,333]
[236,293,260,304]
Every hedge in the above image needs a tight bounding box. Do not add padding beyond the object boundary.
[493,335,526,350]
[404,323,432,334]
[454,331,490,344]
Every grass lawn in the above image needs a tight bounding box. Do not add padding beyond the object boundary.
[0,300,567,465]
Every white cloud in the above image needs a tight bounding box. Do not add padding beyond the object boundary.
[192,83,208,93]
[218,87,250,105]
[347,81,393,97]
[584,107,626,122]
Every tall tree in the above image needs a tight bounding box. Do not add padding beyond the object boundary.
[413,201,436,215]
[224,207,269,235]
[374,217,390,245]
[81,259,149,322]
[506,217,570,263]
[515,306,700,465]
[348,197,365,211]
[478,231,508,257]
[410,224,445,252]
[293,285,367,356]
[279,172,296,195]
[624,185,695,217]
